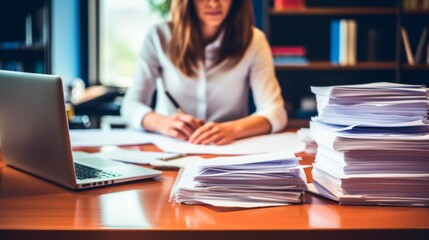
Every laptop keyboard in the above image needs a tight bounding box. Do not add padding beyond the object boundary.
[74,163,122,180]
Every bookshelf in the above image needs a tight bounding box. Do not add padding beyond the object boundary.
[404,9,429,14]
[270,7,398,15]
[275,61,397,70]
[263,0,429,127]
[400,1,429,85]
[0,0,51,73]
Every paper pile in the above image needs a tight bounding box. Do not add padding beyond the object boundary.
[309,82,429,206]
[297,128,318,154]
[169,151,308,208]
[312,82,429,127]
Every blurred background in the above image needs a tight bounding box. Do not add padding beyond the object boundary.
[0,0,428,129]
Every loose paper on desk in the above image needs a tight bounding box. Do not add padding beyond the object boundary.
[69,129,158,147]
[93,147,184,163]
[70,129,305,155]
[150,156,204,169]
[153,132,305,155]
[93,147,202,169]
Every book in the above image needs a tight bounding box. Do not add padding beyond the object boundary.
[331,19,357,65]
[346,20,357,65]
[401,27,415,65]
[339,19,348,66]
[272,46,308,66]
[330,20,340,64]
[34,6,48,45]
[34,61,45,73]
[271,46,306,56]
[274,0,305,10]
[409,0,418,10]
[427,43,429,64]
[402,0,429,10]
[403,0,409,10]
[0,41,22,50]
[424,0,429,9]
[274,56,308,65]
[1,61,24,71]
[414,27,428,64]
[25,13,33,46]
[367,28,381,61]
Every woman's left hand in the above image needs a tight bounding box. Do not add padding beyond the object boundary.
[188,122,236,145]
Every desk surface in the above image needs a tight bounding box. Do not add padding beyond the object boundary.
[0,145,428,240]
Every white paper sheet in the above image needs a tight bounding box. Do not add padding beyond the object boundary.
[150,156,204,169]
[70,129,305,155]
[195,199,289,208]
[92,148,185,164]
[153,132,305,155]
[307,182,429,206]
[70,129,160,147]
[198,150,298,167]
[309,121,429,152]
[311,82,426,97]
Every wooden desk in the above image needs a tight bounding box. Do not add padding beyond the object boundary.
[0,145,428,240]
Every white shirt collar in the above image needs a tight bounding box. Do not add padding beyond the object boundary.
[205,29,225,52]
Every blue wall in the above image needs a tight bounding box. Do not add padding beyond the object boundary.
[51,0,81,86]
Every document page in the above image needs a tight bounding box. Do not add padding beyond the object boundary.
[70,129,159,147]
[154,132,305,155]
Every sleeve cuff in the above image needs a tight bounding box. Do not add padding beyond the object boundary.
[129,106,153,131]
[252,108,287,133]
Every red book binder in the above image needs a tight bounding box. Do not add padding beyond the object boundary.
[271,46,306,56]
[274,0,306,10]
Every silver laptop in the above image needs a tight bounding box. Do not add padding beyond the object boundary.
[0,70,161,190]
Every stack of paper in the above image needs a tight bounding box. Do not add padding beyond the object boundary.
[311,82,429,127]
[297,128,318,154]
[169,151,308,208]
[309,82,429,206]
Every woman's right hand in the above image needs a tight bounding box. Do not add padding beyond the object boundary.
[142,112,204,141]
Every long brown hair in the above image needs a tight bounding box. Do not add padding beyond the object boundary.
[169,0,254,77]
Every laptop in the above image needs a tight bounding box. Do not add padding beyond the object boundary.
[0,70,161,190]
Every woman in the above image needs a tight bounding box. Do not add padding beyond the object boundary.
[121,0,287,145]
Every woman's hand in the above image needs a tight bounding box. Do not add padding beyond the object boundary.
[188,116,273,145]
[189,122,236,145]
[143,112,204,141]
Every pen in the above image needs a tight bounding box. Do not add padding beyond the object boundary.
[158,153,187,161]
[165,90,186,114]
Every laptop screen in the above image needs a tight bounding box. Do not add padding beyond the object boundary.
[0,70,77,189]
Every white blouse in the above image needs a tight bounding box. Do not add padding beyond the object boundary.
[121,22,287,133]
